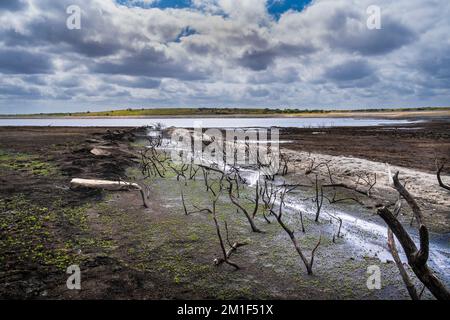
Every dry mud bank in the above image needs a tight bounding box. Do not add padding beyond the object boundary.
[0,124,448,299]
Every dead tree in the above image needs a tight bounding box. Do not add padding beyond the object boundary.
[169,163,189,184]
[314,174,324,222]
[279,153,289,176]
[271,187,321,275]
[436,161,450,191]
[198,164,228,197]
[189,164,200,180]
[299,211,306,233]
[200,166,218,197]
[214,221,248,268]
[305,158,330,175]
[355,172,377,197]
[323,163,363,205]
[208,198,241,270]
[140,146,170,179]
[181,189,189,215]
[187,188,245,269]
[260,179,278,224]
[378,172,450,300]
[227,177,262,233]
[326,212,342,242]
[387,226,421,300]
[384,195,421,300]
[322,182,370,197]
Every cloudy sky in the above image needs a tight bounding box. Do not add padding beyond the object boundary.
[0,0,449,114]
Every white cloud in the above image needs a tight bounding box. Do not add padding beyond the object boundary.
[0,0,449,113]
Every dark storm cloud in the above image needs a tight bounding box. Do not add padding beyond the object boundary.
[184,41,211,55]
[1,9,122,58]
[237,49,276,71]
[324,59,379,88]
[326,11,417,56]
[237,42,316,71]
[56,77,82,88]
[325,60,374,82]
[418,47,450,89]
[248,88,270,97]
[92,46,206,80]
[0,0,27,12]
[0,49,54,74]
[108,76,161,89]
[0,83,43,99]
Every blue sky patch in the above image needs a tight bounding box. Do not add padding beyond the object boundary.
[175,26,197,42]
[116,0,312,17]
[116,0,192,10]
[267,0,312,18]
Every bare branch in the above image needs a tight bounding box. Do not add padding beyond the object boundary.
[387,228,420,300]
[436,161,450,191]
[377,173,450,300]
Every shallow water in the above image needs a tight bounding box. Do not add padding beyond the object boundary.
[0,117,417,128]
[236,159,450,285]
[284,197,450,284]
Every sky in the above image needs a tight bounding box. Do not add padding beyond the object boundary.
[0,0,449,114]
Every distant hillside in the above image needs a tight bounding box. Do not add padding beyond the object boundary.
[1,107,450,117]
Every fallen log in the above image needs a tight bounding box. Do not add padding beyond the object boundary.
[90,148,112,157]
[70,178,139,191]
[70,178,148,208]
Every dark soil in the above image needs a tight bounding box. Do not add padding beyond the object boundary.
[0,123,448,300]
[281,120,450,173]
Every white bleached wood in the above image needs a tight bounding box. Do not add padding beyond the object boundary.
[70,178,140,191]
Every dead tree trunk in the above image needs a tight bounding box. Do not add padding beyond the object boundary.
[436,162,450,191]
[197,199,244,270]
[227,179,262,233]
[377,172,450,300]
[181,189,189,215]
[272,189,321,275]
[387,228,420,300]
[210,201,240,270]
[385,195,420,300]
[215,221,247,267]
[299,211,306,233]
[314,174,324,222]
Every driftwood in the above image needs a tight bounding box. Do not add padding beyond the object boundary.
[70,178,141,191]
[377,172,450,300]
[90,148,112,157]
[70,178,148,208]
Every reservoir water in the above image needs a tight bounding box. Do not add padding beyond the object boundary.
[0,117,417,128]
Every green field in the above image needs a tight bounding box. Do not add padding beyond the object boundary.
[1,106,449,118]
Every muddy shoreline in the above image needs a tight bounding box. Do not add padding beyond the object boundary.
[0,122,449,299]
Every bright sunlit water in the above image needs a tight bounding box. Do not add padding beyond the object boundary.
[0,117,417,128]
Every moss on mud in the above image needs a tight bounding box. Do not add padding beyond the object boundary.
[0,195,116,271]
[0,149,57,176]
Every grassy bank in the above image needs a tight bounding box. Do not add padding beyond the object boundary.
[1,106,450,118]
